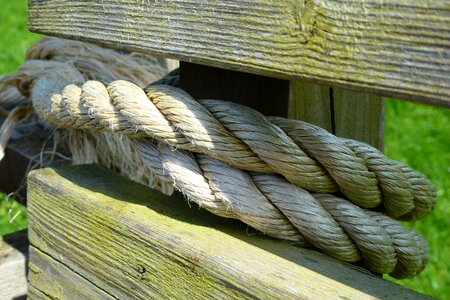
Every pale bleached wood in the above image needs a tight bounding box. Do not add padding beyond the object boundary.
[333,88,385,150]
[27,165,429,299]
[288,81,332,132]
[28,0,450,106]
[28,247,114,300]
[166,59,179,72]
[0,230,28,300]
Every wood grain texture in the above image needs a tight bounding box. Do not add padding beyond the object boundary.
[27,165,429,299]
[289,81,332,131]
[29,247,113,300]
[28,0,450,106]
[28,285,51,300]
[288,82,384,150]
[333,88,385,150]
[0,230,28,300]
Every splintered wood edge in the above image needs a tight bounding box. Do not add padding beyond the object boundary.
[26,165,429,299]
[28,0,450,107]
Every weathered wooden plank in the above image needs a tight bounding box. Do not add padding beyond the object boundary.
[28,0,450,106]
[29,247,113,300]
[288,81,333,131]
[27,165,429,299]
[0,230,28,300]
[28,286,50,300]
[180,62,290,117]
[333,88,385,150]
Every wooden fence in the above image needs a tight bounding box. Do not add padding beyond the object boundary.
[1,0,448,298]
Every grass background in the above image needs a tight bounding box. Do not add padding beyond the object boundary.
[0,0,39,237]
[0,0,448,298]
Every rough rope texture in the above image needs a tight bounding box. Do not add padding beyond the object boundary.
[0,38,437,278]
[36,79,436,219]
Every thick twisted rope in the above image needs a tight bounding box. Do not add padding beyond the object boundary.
[27,72,436,221]
[0,38,436,278]
[137,138,430,277]
[26,66,430,277]
[1,39,436,221]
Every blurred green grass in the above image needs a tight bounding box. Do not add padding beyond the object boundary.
[0,194,28,236]
[0,0,40,74]
[384,100,450,297]
[0,0,448,298]
[0,0,40,237]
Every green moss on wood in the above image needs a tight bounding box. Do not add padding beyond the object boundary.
[26,165,429,299]
[28,0,450,105]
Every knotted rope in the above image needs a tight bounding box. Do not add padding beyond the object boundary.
[0,38,436,278]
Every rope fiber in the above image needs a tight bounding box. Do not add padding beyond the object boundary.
[0,37,437,278]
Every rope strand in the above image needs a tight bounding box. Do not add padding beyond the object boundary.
[32,76,435,220]
[0,37,436,278]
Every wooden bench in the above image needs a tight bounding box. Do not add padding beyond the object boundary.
[16,0,450,298]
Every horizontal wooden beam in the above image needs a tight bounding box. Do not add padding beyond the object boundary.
[28,0,450,107]
[27,165,428,299]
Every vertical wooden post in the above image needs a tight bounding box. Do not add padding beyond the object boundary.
[179,62,290,117]
[288,82,332,132]
[333,89,385,151]
[179,62,385,151]
[289,81,385,150]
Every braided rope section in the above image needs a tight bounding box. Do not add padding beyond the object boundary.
[0,38,437,278]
